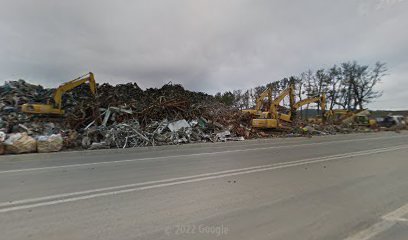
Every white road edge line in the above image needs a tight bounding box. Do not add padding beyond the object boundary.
[1,135,406,174]
[1,144,407,213]
[344,202,408,240]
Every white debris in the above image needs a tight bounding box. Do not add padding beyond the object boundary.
[215,130,231,141]
[167,119,191,132]
[0,131,6,142]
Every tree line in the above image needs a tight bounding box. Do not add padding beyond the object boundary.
[215,61,387,112]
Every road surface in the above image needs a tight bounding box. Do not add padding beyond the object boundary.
[1,131,408,240]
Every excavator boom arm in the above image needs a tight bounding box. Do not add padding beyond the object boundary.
[269,84,294,118]
[254,87,272,111]
[292,94,326,111]
[53,72,96,109]
[288,93,326,121]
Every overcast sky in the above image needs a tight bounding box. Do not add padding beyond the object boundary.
[0,0,407,109]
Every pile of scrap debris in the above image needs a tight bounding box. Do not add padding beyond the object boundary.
[1,76,401,155]
[239,83,406,136]
[0,79,254,154]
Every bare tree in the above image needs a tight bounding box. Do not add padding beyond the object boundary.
[326,65,342,110]
[241,89,251,109]
[216,60,386,113]
[341,61,386,110]
[352,62,386,109]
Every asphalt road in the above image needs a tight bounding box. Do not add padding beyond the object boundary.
[1,131,408,240]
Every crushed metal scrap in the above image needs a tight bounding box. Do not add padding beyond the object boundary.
[0,80,256,154]
[1,78,396,155]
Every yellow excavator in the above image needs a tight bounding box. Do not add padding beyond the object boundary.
[241,87,272,117]
[269,84,295,120]
[325,109,376,127]
[252,83,326,129]
[278,94,326,123]
[21,72,97,115]
[252,84,295,128]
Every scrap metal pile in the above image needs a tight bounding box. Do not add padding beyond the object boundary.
[1,78,390,155]
[0,80,253,154]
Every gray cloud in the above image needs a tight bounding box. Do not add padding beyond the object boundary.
[0,0,407,109]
